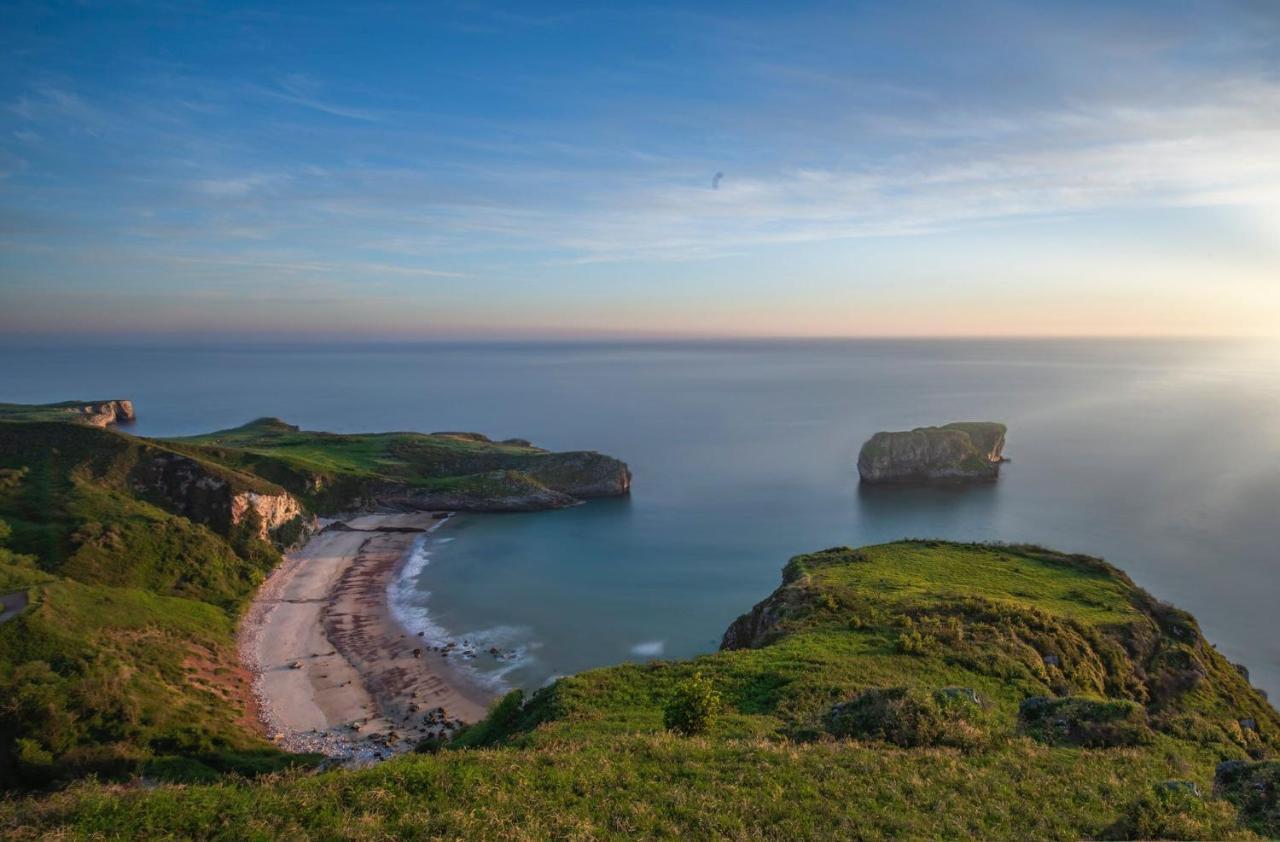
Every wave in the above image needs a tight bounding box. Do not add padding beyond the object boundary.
[630,640,665,657]
[387,530,540,692]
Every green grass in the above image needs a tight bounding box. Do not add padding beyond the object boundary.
[6,541,1275,839]
[0,422,280,609]
[0,420,301,789]
[0,562,301,787]
[165,417,626,513]
[0,735,1238,841]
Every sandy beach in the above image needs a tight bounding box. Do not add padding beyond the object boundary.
[239,512,495,761]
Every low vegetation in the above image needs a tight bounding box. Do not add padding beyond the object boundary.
[4,541,1277,839]
[663,671,722,736]
[0,420,305,788]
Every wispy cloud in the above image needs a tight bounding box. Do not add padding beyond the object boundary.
[162,254,466,279]
[248,75,382,122]
[2,0,1278,336]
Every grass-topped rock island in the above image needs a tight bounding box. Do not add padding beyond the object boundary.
[858,421,1008,484]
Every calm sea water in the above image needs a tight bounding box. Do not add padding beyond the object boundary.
[3,339,1279,698]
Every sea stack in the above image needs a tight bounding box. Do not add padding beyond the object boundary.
[857,421,1007,484]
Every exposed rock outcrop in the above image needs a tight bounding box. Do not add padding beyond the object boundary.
[721,548,839,649]
[857,421,1007,484]
[230,491,306,539]
[132,452,306,541]
[65,400,136,428]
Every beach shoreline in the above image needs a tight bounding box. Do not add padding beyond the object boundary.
[238,511,496,762]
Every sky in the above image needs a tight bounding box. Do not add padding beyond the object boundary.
[1,0,1278,339]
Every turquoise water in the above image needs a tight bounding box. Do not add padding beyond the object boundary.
[4,339,1279,697]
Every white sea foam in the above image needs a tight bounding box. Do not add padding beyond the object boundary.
[630,640,665,657]
[387,527,539,692]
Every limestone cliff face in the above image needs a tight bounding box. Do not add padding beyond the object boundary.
[857,421,1007,484]
[133,452,305,541]
[68,400,135,428]
[229,490,306,539]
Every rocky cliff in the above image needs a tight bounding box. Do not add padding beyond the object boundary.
[132,451,306,541]
[857,421,1006,484]
[69,400,136,428]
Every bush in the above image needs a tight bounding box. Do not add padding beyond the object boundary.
[1019,696,1153,748]
[895,617,937,655]
[1215,760,1280,837]
[414,736,448,755]
[1104,783,1246,840]
[828,686,987,749]
[664,672,721,736]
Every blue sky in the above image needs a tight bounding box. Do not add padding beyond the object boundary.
[2,0,1278,338]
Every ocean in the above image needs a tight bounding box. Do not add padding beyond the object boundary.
[4,338,1278,698]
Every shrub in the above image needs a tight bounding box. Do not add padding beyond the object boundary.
[664,672,721,736]
[828,686,987,749]
[1104,783,1246,840]
[1215,760,1280,837]
[1019,696,1153,748]
[414,736,448,755]
[452,689,527,747]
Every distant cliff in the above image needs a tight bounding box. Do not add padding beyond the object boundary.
[165,418,632,514]
[0,399,135,428]
[858,421,1007,484]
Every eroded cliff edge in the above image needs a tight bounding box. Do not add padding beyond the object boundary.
[0,399,135,428]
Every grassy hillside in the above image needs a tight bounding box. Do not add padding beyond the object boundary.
[0,422,283,609]
[166,417,630,513]
[0,421,307,788]
[6,542,1277,840]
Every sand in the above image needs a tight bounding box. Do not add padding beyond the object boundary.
[239,512,495,762]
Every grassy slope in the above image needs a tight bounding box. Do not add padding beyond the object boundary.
[7,542,1277,840]
[0,421,304,788]
[0,422,281,608]
[165,418,596,512]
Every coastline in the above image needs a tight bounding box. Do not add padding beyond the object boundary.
[238,511,496,762]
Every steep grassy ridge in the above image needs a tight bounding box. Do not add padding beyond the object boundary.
[0,422,285,608]
[0,422,307,788]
